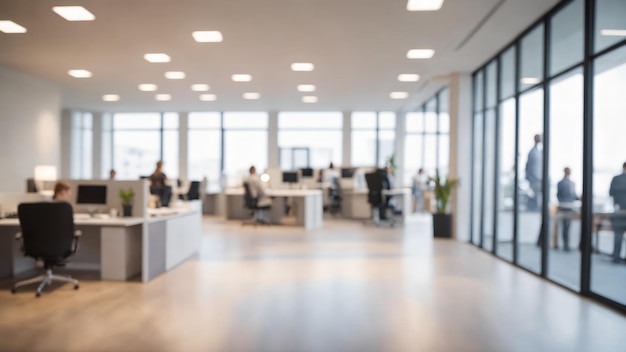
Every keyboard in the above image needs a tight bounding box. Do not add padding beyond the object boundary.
[73,213,91,220]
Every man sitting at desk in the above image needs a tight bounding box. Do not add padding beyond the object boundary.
[149,161,172,207]
[245,166,271,208]
[53,181,72,202]
[557,167,579,251]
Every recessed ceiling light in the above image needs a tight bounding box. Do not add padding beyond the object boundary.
[191,84,210,91]
[156,94,171,101]
[68,69,92,78]
[52,6,95,21]
[102,94,120,102]
[297,84,316,92]
[398,74,420,82]
[192,31,223,42]
[199,94,217,101]
[600,29,626,37]
[291,63,315,71]
[390,92,409,99]
[144,53,171,63]
[243,92,260,100]
[302,96,318,103]
[232,74,252,82]
[407,49,435,59]
[165,71,185,79]
[0,21,27,33]
[407,0,445,11]
[521,77,541,85]
[138,84,157,91]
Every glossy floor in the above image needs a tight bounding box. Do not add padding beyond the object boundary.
[1,215,625,352]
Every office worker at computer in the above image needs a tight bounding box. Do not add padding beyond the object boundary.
[324,162,340,185]
[245,166,271,207]
[52,181,71,202]
[149,161,172,206]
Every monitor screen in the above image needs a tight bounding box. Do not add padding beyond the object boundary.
[76,185,107,205]
[341,168,355,178]
[300,168,314,177]
[282,171,299,183]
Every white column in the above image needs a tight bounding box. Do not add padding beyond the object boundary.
[449,73,473,241]
[92,112,103,179]
[60,109,72,178]
[342,111,351,166]
[178,112,189,180]
[268,111,279,168]
[395,111,406,186]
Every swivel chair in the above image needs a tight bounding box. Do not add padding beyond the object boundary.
[327,177,342,216]
[364,171,396,227]
[242,182,271,226]
[12,202,81,297]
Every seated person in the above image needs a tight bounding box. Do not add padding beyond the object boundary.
[53,181,72,202]
[244,166,272,221]
[149,160,172,207]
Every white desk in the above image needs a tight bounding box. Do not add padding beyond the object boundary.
[224,188,323,230]
[341,188,412,224]
[0,208,202,282]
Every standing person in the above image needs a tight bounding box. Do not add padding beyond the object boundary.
[525,134,543,211]
[149,161,170,206]
[412,168,428,213]
[149,161,168,188]
[109,169,116,180]
[556,167,579,251]
[52,181,72,202]
[609,162,626,263]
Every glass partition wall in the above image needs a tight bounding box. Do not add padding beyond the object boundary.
[471,0,626,312]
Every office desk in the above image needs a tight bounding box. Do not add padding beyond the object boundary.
[0,208,201,282]
[342,188,412,224]
[224,188,323,230]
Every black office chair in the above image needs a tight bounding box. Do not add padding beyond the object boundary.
[12,202,81,297]
[365,171,396,227]
[186,181,201,200]
[242,182,271,226]
[327,177,342,216]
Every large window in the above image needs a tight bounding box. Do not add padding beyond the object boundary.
[404,88,450,188]
[70,112,93,179]
[188,112,221,189]
[112,113,179,180]
[223,112,268,187]
[278,112,342,170]
[351,112,396,167]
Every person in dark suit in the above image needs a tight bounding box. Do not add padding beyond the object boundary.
[609,162,626,263]
[525,134,542,211]
[556,167,579,251]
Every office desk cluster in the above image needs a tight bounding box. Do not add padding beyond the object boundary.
[0,208,202,282]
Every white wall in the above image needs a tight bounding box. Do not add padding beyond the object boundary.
[0,66,62,192]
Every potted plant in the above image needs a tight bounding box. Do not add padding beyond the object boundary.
[430,171,459,238]
[119,188,135,217]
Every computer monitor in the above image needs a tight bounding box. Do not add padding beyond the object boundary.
[300,168,314,177]
[76,185,107,205]
[341,168,355,178]
[282,171,299,183]
[26,178,38,193]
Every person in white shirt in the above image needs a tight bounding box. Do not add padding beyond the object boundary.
[324,162,340,184]
[244,166,271,208]
[412,168,429,213]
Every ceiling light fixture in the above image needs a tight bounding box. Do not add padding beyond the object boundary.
[165,71,185,79]
[297,84,316,92]
[138,84,157,91]
[144,53,171,63]
[243,92,260,100]
[407,49,435,59]
[0,21,27,33]
[390,92,409,99]
[191,84,210,91]
[199,94,217,101]
[68,69,92,78]
[398,74,420,82]
[192,31,223,42]
[52,6,95,21]
[302,96,318,103]
[232,74,252,82]
[407,0,445,11]
[102,94,120,102]
[600,29,626,37]
[156,94,171,101]
[521,77,541,85]
[291,63,315,71]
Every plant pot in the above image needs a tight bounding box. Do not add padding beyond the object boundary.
[432,213,453,238]
[122,204,133,217]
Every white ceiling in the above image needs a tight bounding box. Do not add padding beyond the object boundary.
[0,0,561,113]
